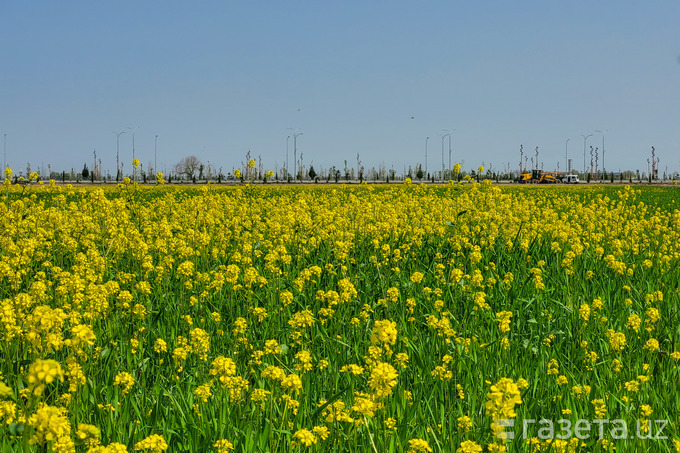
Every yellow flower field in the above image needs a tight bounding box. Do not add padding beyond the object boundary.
[1,181,679,452]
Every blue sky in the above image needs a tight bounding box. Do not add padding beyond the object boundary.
[1,1,678,177]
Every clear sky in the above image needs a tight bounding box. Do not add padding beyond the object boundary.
[1,1,678,177]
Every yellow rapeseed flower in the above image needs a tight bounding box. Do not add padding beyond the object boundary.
[134,434,168,452]
[369,362,398,399]
[113,372,135,395]
[408,438,433,453]
[27,359,64,397]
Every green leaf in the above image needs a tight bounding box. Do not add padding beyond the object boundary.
[9,422,24,436]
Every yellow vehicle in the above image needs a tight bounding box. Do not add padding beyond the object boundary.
[516,169,559,184]
[517,172,532,183]
[539,172,559,183]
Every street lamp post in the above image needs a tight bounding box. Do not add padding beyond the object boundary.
[128,126,139,181]
[425,136,429,175]
[448,141,451,173]
[581,134,593,175]
[154,135,158,175]
[647,158,650,181]
[440,131,450,180]
[114,131,127,181]
[3,133,6,178]
[595,129,606,174]
[448,131,453,174]
[565,139,570,173]
[131,127,139,161]
[286,135,290,178]
[293,131,303,181]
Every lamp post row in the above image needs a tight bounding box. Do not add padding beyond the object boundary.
[560,131,608,178]
[1,129,159,182]
[114,128,161,181]
[425,131,454,180]
[0,126,640,184]
[286,129,456,181]
[217,127,614,183]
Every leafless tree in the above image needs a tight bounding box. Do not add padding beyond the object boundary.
[175,155,202,180]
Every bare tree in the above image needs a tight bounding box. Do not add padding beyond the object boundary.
[175,155,202,180]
